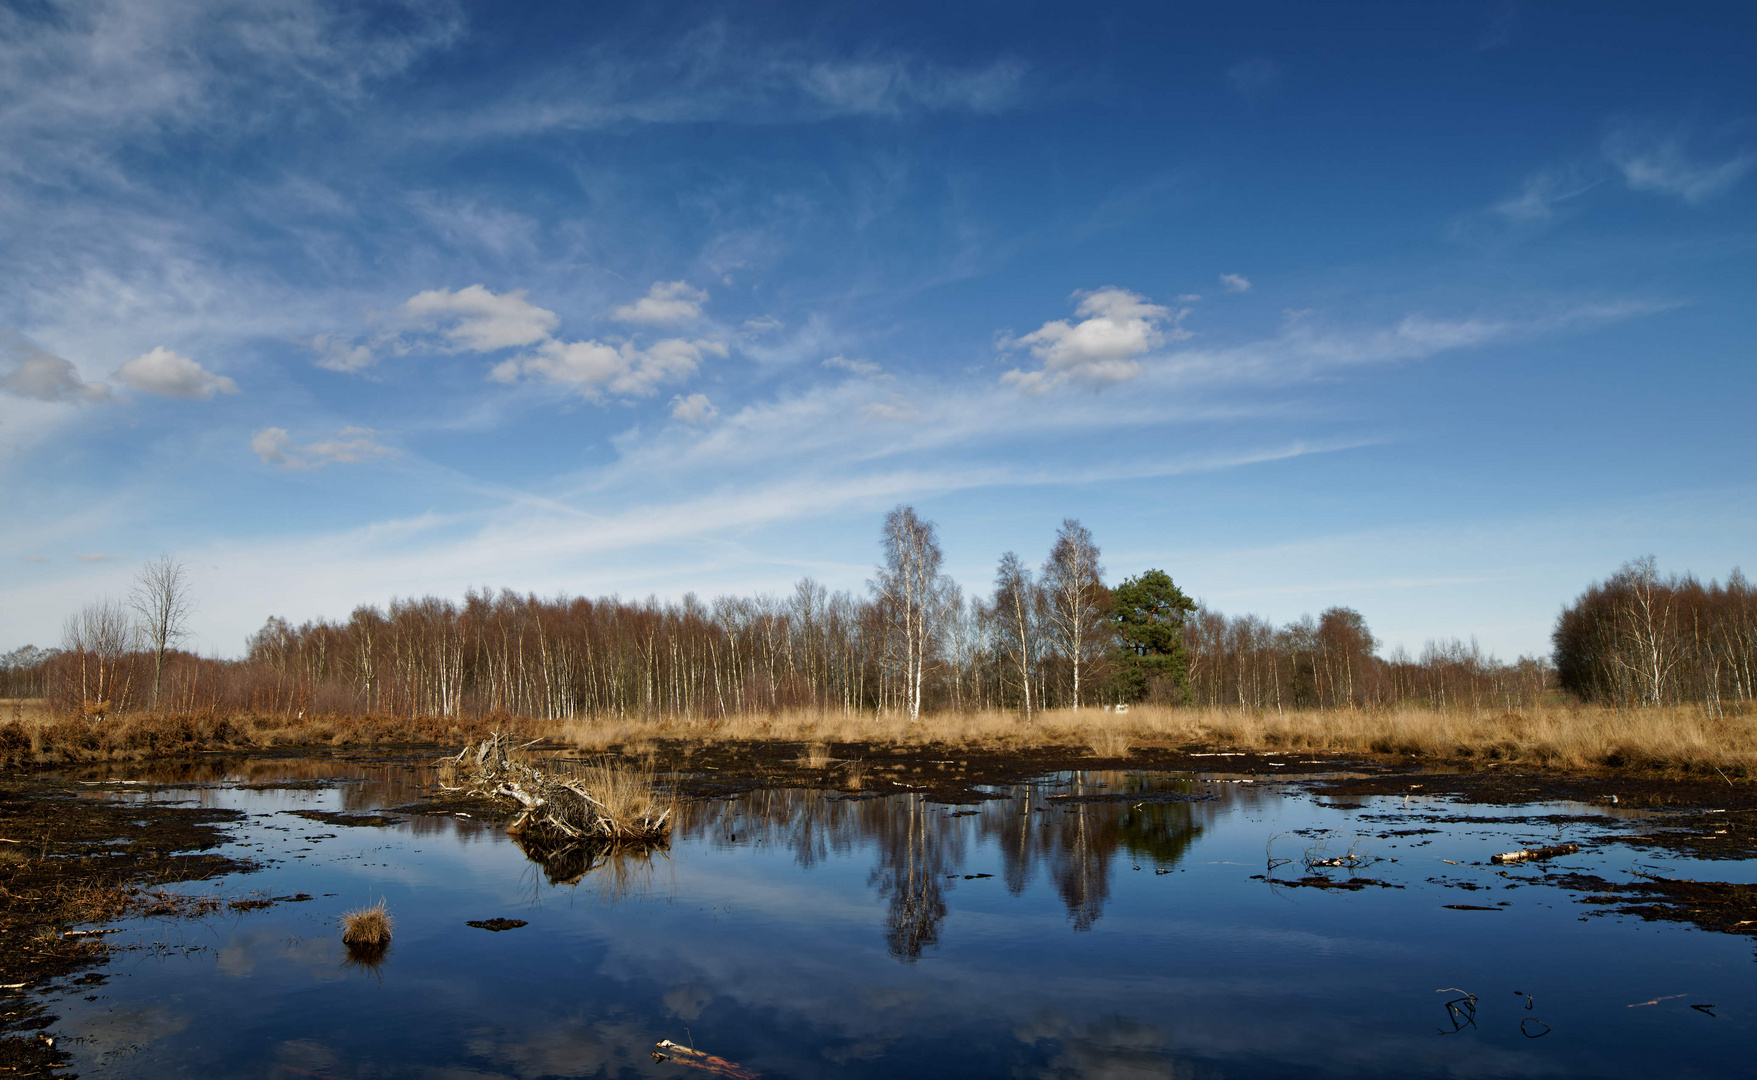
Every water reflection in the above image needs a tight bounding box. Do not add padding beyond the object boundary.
[661,772,1210,957]
[869,793,952,960]
[53,758,1757,1080]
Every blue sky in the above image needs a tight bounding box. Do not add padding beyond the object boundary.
[2,0,1753,660]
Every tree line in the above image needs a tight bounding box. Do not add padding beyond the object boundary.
[1554,556,1757,712]
[11,512,1739,722]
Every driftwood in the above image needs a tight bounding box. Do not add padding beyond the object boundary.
[651,1040,759,1079]
[1491,842,1579,865]
[438,733,673,845]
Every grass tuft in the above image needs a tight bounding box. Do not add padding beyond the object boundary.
[341,898,393,951]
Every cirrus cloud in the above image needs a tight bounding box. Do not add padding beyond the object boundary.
[1603,128,1754,204]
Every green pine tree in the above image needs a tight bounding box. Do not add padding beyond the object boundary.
[1108,569,1196,702]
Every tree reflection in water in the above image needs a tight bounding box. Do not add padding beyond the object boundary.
[510,772,1207,958]
[869,793,953,960]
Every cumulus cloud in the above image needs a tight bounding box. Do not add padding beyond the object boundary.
[822,355,882,376]
[670,392,718,425]
[999,287,1191,393]
[1604,130,1754,204]
[493,337,726,400]
[402,285,560,352]
[1219,273,1252,293]
[383,282,727,403]
[114,346,238,399]
[611,281,708,325]
[309,333,375,373]
[252,426,396,469]
[0,332,110,403]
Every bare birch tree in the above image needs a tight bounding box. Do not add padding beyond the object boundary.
[131,554,193,707]
[63,598,135,717]
[992,551,1039,723]
[1614,556,1677,706]
[871,506,945,721]
[1042,518,1109,711]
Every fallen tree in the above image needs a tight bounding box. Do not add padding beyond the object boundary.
[437,733,674,844]
[1491,842,1580,865]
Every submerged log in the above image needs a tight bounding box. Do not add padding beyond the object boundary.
[1491,842,1579,865]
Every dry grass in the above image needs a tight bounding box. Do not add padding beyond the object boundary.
[569,759,674,838]
[1085,728,1133,758]
[2,709,543,767]
[557,702,1757,776]
[7,698,1752,777]
[341,898,393,949]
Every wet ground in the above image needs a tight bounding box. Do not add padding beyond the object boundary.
[3,743,1755,1078]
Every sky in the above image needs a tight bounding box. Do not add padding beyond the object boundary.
[2,0,1753,661]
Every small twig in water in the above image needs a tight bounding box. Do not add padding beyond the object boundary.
[1627,994,1687,1008]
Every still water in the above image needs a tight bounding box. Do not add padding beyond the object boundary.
[51,757,1757,1078]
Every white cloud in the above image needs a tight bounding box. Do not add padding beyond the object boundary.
[858,397,918,423]
[799,57,1024,116]
[0,0,462,186]
[1604,130,1754,204]
[402,285,560,352]
[1493,169,1598,221]
[611,281,708,325]
[999,287,1191,393]
[309,333,375,373]
[822,355,882,376]
[441,44,1026,140]
[495,337,726,401]
[670,393,719,426]
[252,426,395,469]
[114,346,238,400]
[0,332,110,403]
[1219,273,1252,293]
[1148,301,1664,389]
